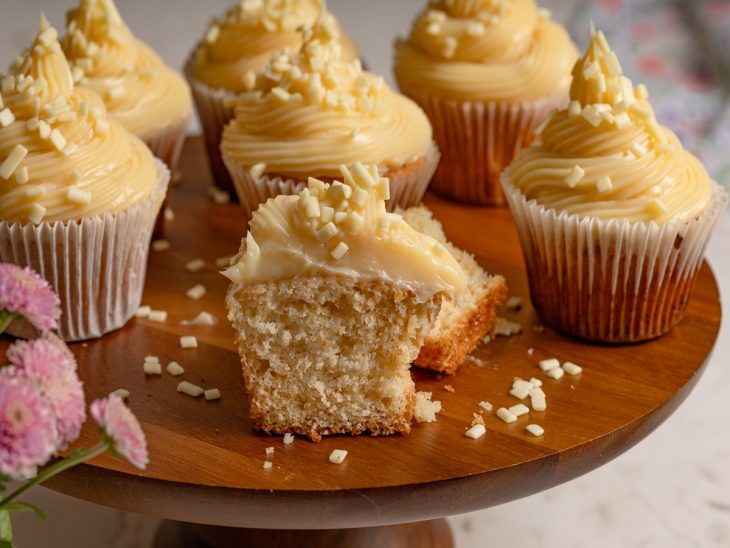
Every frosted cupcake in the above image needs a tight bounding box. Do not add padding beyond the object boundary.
[502,25,728,342]
[0,18,168,341]
[394,0,577,205]
[186,0,358,194]
[61,0,192,171]
[221,13,438,221]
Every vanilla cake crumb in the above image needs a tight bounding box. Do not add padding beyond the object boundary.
[414,391,442,423]
[263,461,273,470]
[478,401,493,412]
[283,433,295,445]
[265,446,275,455]
[444,384,455,393]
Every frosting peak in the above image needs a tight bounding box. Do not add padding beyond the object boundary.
[394,0,577,102]
[62,0,192,140]
[223,163,465,300]
[221,12,433,178]
[0,20,158,223]
[507,24,713,224]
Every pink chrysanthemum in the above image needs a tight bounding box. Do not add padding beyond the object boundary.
[6,334,85,447]
[0,376,58,479]
[90,395,148,470]
[0,264,60,332]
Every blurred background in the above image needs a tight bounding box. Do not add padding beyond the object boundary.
[2,1,730,547]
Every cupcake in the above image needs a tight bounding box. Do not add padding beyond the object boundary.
[221,13,439,221]
[0,17,168,341]
[502,24,728,342]
[223,163,464,440]
[186,0,359,195]
[61,0,192,171]
[394,0,577,205]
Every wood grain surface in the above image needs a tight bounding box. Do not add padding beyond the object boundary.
[4,138,719,529]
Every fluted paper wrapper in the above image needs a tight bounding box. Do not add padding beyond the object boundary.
[501,173,728,342]
[403,89,567,206]
[0,160,170,342]
[143,114,190,172]
[224,142,440,222]
[186,62,238,196]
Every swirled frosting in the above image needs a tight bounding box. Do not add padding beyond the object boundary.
[223,163,465,300]
[394,0,577,102]
[0,17,158,224]
[61,0,192,141]
[188,0,358,93]
[221,13,433,179]
[507,24,713,223]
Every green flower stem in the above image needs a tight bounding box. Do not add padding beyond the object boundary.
[0,441,109,510]
[0,312,16,336]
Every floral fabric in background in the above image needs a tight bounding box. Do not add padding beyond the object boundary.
[569,0,730,188]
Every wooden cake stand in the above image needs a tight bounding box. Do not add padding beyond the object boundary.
[29,139,722,547]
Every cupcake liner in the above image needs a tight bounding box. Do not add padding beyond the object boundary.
[0,160,170,342]
[143,114,191,172]
[404,89,567,206]
[501,173,728,342]
[185,62,238,197]
[223,142,440,222]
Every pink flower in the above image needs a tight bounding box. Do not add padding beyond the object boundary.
[6,334,85,447]
[0,264,60,332]
[90,395,148,470]
[0,376,58,479]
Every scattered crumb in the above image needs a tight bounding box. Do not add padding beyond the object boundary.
[111,388,129,399]
[151,239,170,252]
[494,317,522,337]
[185,258,205,273]
[163,207,175,221]
[147,310,167,323]
[527,347,534,356]
[215,256,233,268]
[209,187,230,204]
[443,384,455,393]
[265,447,275,455]
[533,325,545,333]
[465,424,486,439]
[328,449,348,464]
[465,355,488,367]
[414,391,442,423]
[283,433,294,445]
[471,413,485,427]
[478,401,493,412]
[481,335,491,345]
[505,296,523,311]
[263,461,273,470]
[186,284,206,300]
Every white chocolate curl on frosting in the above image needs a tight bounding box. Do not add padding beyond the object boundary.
[221,12,433,179]
[62,0,192,141]
[189,0,359,93]
[0,16,158,224]
[508,23,713,224]
[394,0,578,102]
[223,162,465,301]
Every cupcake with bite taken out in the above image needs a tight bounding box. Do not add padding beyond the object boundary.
[0,17,168,341]
[394,0,577,205]
[502,24,728,342]
[61,0,192,172]
[221,12,439,221]
[186,0,359,195]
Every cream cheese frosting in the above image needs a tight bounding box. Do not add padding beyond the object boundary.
[507,24,713,224]
[221,13,433,179]
[0,16,158,224]
[62,0,192,141]
[394,0,577,102]
[223,163,465,301]
[188,0,358,93]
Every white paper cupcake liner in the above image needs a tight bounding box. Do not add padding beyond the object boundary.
[403,89,567,206]
[501,173,728,342]
[143,114,191,173]
[185,61,238,196]
[223,142,440,222]
[0,160,170,342]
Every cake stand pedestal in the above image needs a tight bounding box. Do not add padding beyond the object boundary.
[13,139,719,547]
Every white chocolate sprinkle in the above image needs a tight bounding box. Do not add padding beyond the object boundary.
[152,239,170,252]
[180,336,198,349]
[497,407,517,423]
[465,423,486,439]
[147,310,167,322]
[531,395,547,412]
[565,165,584,188]
[563,361,583,375]
[547,367,565,380]
[0,144,28,180]
[166,362,185,376]
[328,449,348,464]
[15,167,29,185]
[185,258,205,273]
[539,358,560,371]
[177,381,204,397]
[204,388,221,401]
[479,401,493,412]
[526,424,544,437]
[28,203,46,224]
[505,296,523,310]
[263,461,273,470]
[66,187,91,205]
[508,404,530,417]
[143,361,162,375]
[135,305,151,318]
[249,163,266,178]
[186,284,206,300]
[596,176,613,193]
[0,108,14,127]
[510,379,532,400]
[111,389,130,399]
